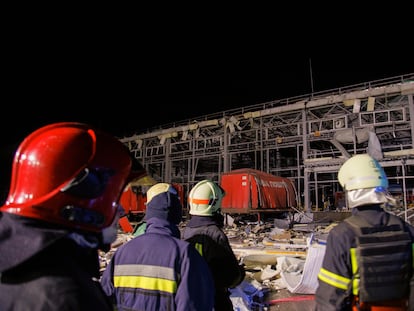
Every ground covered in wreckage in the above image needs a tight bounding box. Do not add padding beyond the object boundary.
[99,212,333,310]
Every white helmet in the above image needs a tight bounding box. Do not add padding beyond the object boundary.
[338,154,388,191]
[146,183,174,204]
[338,154,389,208]
[188,180,225,216]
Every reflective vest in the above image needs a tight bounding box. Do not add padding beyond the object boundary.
[345,215,413,311]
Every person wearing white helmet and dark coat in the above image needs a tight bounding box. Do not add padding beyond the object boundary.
[0,122,148,311]
[100,182,215,311]
[183,179,245,311]
[315,154,414,311]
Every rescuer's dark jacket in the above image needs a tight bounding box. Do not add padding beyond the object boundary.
[0,212,113,311]
[315,205,414,311]
[183,215,245,311]
[100,217,215,311]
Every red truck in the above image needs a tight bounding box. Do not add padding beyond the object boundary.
[220,168,298,218]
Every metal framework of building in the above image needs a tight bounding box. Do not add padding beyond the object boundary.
[121,74,414,216]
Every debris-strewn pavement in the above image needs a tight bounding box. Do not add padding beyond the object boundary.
[99,212,336,310]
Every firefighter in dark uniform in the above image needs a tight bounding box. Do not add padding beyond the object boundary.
[100,182,215,311]
[0,122,147,310]
[183,179,246,311]
[315,154,414,311]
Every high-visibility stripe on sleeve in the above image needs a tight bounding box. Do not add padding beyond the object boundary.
[318,267,351,290]
[113,264,178,294]
[194,242,203,256]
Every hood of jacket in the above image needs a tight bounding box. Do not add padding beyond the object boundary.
[145,217,181,239]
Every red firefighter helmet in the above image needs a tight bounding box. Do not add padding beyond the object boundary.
[1,122,146,233]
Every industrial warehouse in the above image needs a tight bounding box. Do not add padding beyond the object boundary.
[120,73,414,219]
[101,73,414,310]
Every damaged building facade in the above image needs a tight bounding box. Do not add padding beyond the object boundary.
[120,74,414,220]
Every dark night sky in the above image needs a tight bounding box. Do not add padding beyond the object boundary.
[3,57,412,147]
[3,5,413,153]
